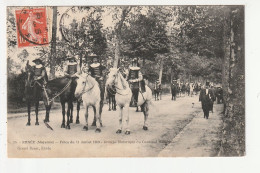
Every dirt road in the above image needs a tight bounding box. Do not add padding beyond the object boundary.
[7,94,223,157]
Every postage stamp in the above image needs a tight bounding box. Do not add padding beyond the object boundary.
[15,8,49,47]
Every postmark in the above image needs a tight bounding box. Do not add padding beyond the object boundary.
[15,8,49,47]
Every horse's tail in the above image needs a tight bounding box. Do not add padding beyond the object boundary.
[147,100,158,117]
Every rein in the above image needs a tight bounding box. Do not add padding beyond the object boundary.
[113,72,131,96]
[78,75,96,97]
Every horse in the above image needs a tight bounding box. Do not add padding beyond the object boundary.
[106,68,153,135]
[43,76,80,129]
[74,73,102,132]
[154,82,161,101]
[24,61,50,126]
[106,85,117,111]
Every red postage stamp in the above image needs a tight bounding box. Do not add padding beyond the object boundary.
[15,8,49,48]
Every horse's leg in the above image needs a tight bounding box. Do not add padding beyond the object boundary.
[26,100,31,126]
[45,104,52,123]
[143,102,149,131]
[69,101,73,123]
[94,104,101,133]
[160,91,162,100]
[76,100,80,124]
[116,106,123,134]
[136,106,139,112]
[66,102,71,129]
[125,105,130,135]
[35,99,39,125]
[113,96,116,111]
[61,102,66,128]
[83,106,89,130]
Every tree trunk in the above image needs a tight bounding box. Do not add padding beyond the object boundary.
[219,6,245,156]
[113,7,132,68]
[49,6,57,79]
[159,58,163,83]
[113,35,120,68]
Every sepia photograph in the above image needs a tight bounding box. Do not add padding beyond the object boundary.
[6,5,245,158]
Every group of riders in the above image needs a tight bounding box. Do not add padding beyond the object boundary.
[29,53,146,109]
[30,53,223,109]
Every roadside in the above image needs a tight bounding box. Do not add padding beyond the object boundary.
[158,103,223,157]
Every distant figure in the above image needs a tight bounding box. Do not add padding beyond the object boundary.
[216,86,223,104]
[199,82,214,119]
[154,79,161,101]
[171,80,178,101]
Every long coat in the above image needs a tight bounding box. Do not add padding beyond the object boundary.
[199,88,214,111]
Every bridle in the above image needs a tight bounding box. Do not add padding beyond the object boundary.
[78,74,96,97]
[109,71,130,96]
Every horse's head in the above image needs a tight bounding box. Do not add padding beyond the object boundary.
[106,68,118,88]
[74,73,94,98]
[25,61,34,86]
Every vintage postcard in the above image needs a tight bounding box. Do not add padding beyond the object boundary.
[6,5,245,158]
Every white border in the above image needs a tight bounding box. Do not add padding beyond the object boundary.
[1,0,260,173]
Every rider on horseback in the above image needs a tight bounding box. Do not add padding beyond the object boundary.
[64,53,81,100]
[32,58,48,86]
[127,58,145,107]
[88,54,106,114]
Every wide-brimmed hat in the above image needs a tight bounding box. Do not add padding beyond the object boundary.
[32,58,44,65]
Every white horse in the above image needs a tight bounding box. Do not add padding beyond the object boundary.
[106,68,153,135]
[75,74,102,133]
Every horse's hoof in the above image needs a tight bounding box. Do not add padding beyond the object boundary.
[100,123,103,127]
[61,124,65,128]
[35,122,39,126]
[95,128,101,133]
[26,122,31,126]
[70,119,73,123]
[143,126,148,131]
[108,109,111,111]
[114,109,117,111]
[136,110,139,112]
[44,119,50,123]
[66,125,70,129]
[91,122,96,126]
[83,126,88,131]
[125,131,131,135]
[116,129,122,134]
[76,120,80,124]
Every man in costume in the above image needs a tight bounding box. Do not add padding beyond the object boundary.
[88,54,106,115]
[64,54,81,101]
[32,58,48,86]
[127,58,145,107]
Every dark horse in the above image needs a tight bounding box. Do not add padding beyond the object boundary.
[25,61,51,126]
[44,76,81,129]
[25,62,81,129]
[154,82,162,101]
[106,86,117,111]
